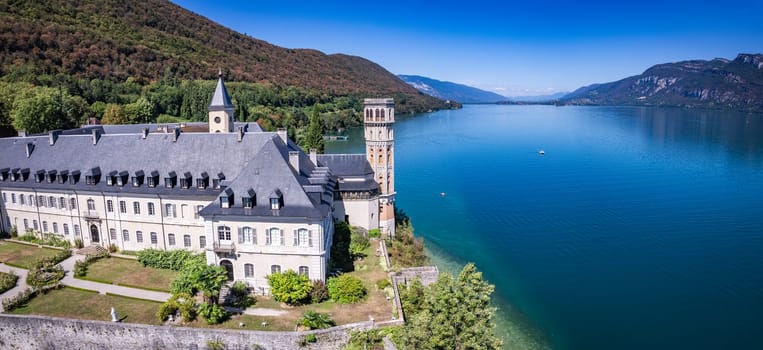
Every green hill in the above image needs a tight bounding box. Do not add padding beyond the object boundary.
[561,54,763,112]
[0,0,448,113]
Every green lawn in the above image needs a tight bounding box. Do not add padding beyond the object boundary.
[81,257,178,292]
[0,241,62,269]
[8,287,162,325]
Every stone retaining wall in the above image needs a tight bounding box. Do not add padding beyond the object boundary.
[0,314,373,350]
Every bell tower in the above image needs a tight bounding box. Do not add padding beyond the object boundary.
[364,98,396,238]
[208,70,234,133]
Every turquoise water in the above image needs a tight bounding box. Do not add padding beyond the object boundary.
[327,105,763,350]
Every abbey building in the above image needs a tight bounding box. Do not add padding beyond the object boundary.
[0,76,395,294]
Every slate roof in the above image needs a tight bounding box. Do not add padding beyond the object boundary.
[317,154,373,176]
[0,130,330,220]
[54,122,262,136]
[209,77,233,111]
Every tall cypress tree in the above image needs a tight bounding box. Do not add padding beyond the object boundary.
[304,105,325,153]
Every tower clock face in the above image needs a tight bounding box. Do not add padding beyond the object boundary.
[214,116,221,124]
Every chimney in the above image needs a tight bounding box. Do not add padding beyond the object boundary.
[172,127,181,142]
[18,130,27,137]
[48,130,61,146]
[277,128,288,144]
[141,127,149,139]
[237,126,244,142]
[91,129,101,145]
[309,148,318,165]
[289,151,301,175]
[25,143,34,158]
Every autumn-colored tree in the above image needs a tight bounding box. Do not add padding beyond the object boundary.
[101,104,128,124]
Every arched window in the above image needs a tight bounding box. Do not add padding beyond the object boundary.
[38,195,46,207]
[298,266,309,277]
[168,233,175,246]
[70,197,76,209]
[147,202,155,216]
[267,228,282,245]
[244,263,254,278]
[297,228,309,246]
[136,231,143,243]
[242,227,255,244]
[49,196,56,208]
[122,229,130,242]
[59,197,66,209]
[31,195,36,207]
[183,234,191,247]
[218,226,231,241]
[110,229,117,240]
[87,199,95,211]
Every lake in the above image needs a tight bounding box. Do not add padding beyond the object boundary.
[326,104,763,350]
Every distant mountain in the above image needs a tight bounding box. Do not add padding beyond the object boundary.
[0,0,449,113]
[398,75,507,103]
[561,54,763,112]
[508,92,569,103]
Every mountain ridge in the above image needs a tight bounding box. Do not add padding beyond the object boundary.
[398,75,507,103]
[0,0,449,113]
[561,54,763,112]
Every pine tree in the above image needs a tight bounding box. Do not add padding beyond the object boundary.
[303,105,325,153]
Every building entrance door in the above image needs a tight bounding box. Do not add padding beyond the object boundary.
[90,224,100,243]
[220,260,234,281]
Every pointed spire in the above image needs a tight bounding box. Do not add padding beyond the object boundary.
[209,70,233,110]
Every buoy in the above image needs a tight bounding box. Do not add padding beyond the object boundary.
[539,150,545,156]
[440,192,446,197]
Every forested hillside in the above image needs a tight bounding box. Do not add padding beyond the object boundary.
[0,0,453,137]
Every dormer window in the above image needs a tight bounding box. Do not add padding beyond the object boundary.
[85,167,101,185]
[117,171,129,187]
[219,188,233,208]
[35,170,45,183]
[242,188,256,209]
[269,189,283,210]
[213,172,225,190]
[0,168,9,181]
[148,170,159,188]
[106,171,117,186]
[132,170,145,187]
[57,170,68,184]
[69,170,80,184]
[196,172,209,189]
[165,171,177,188]
[180,172,192,189]
[46,170,57,183]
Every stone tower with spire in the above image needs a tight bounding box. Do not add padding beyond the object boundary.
[364,98,396,237]
[208,70,234,133]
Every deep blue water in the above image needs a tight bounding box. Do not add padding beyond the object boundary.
[327,105,763,350]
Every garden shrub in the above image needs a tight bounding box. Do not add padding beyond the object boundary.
[368,228,381,238]
[375,278,391,290]
[74,250,110,277]
[298,310,335,330]
[197,302,228,325]
[229,281,255,308]
[157,299,179,322]
[0,271,19,294]
[108,243,118,253]
[309,279,329,303]
[349,231,370,259]
[74,239,84,249]
[136,249,204,271]
[327,274,366,303]
[267,270,311,305]
[1,287,34,311]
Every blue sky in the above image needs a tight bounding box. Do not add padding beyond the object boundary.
[172,0,762,97]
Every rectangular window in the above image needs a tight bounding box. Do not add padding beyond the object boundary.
[19,195,25,205]
[270,198,279,210]
[38,195,46,207]
[183,235,191,248]
[168,233,176,246]
[122,229,129,242]
[74,225,80,236]
[87,199,95,211]
[33,220,39,231]
[59,197,66,209]
[150,232,158,245]
[49,196,56,208]
[52,222,58,234]
[63,224,69,235]
[199,236,206,249]
[42,221,48,232]
[23,219,29,230]
[119,201,127,213]
[298,266,309,277]
[11,193,16,204]
[70,198,77,210]
[133,201,140,215]
[164,204,176,218]
[244,264,254,278]
[107,200,114,212]
[2,193,6,203]
[136,231,143,243]
[195,205,204,219]
[110,228,117,241]
[271,265,281,274]
[148,203,155,216]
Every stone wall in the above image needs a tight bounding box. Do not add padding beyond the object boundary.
[0,314,374,350]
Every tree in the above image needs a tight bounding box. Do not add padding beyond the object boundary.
[10,87,80,133]
[195,265,228,304]
[330,221,353,271]
[101,104,129,124]
[125,96,156,123]
[266,270,311,305]
[303,105,324,153]
[404,263,503,350]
